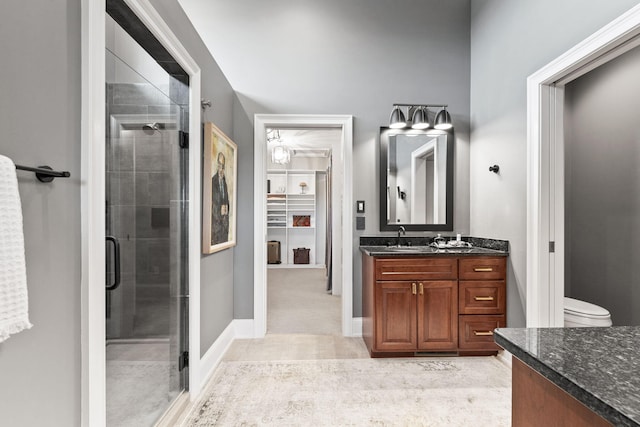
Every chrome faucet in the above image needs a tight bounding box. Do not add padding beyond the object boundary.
[397,226,406,247]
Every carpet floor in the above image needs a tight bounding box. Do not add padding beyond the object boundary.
[268,268,341,335]
[182,357,511,426]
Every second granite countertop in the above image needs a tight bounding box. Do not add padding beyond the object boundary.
[495,326,640,427]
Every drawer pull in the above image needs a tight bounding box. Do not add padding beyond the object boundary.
[412,283,417,295]
[474,267,493,272]
[474,296,494,301]
[473,330,494,336]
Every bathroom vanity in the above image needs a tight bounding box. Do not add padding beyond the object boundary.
[360,238,508,358]
[495,327,640,426]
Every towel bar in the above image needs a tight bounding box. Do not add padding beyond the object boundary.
[15,164,71,182]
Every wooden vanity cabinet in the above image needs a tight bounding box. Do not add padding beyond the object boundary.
[362,254,506,357]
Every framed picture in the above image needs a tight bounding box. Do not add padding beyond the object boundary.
[202,122,237,254]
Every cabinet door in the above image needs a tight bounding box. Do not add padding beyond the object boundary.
[417,281,458,351]
[375,281,417,351]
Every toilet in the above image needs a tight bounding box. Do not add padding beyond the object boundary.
[564,297,612,327]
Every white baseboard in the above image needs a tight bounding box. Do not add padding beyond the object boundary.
[234,319,255,338]
[155,391,190,427]
[496,349,512,369]
[198,321,236,392]
[351,317,363,337]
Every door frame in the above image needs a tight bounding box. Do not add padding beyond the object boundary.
[81,0,202,424]
[253,114,354,337]
[526,4,640,327]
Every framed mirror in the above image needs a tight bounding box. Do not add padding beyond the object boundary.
[379,127,454,231]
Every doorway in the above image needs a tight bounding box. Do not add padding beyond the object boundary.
[265,128,341,335]
[104,11,189,425]
[254,115,354,337]
[527,5,640,327]
[82,0,203,423]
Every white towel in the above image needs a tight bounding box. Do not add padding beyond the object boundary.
[0,155,32,342]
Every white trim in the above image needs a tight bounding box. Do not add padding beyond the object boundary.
[81,1,106,425]
[233,319,255,339]
[197,321,236,392]
[254,115,354,338]
[495,350,512,369]
[351,317,363,337]
[82,0,202,423]
[155,391,191,427]
[527,4,640,327]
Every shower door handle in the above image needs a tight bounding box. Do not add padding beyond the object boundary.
[105,235,121,291]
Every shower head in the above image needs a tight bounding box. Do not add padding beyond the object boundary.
[142,123,160,135]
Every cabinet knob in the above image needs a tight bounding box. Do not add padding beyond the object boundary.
[412,283,417,295]
[419,282,424,295]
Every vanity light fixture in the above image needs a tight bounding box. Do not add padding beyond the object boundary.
[388,104,452,130]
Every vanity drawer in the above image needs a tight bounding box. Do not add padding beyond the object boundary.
[459,281,506,315]
[459,257,506,280]
[376,257,457,281]
[458,315,505,350]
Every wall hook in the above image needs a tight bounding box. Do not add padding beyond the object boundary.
[201,99,212,110]
[489,165,500,173]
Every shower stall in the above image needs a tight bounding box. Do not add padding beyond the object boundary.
[105,13,189,426]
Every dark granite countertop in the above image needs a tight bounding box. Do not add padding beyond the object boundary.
[359,245,508,256]
[359,236,509,257]
[494,326,640,427]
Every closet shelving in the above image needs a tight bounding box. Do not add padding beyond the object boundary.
[267,170,320,266]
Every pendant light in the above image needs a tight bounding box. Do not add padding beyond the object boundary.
[271,142,291,164]
[268,129,291,165]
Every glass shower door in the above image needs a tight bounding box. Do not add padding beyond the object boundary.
[105,46,188,426]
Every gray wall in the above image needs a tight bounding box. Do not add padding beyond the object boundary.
[0,0,238,424]
[181,0,473,318]
[147,0,239,355]
[564,45,640,326]
[469,0,640,327]
[0,2,81,425]
[232,95,255,319]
